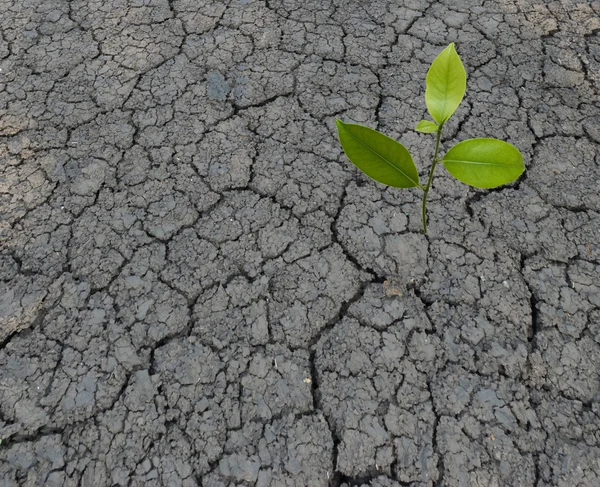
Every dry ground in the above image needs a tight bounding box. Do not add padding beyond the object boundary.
[1,0,600,485]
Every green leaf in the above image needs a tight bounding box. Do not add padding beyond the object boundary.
[443,138,525,188]
[336,119,420,188]
[425,43,466,125]
[415,120,439,133]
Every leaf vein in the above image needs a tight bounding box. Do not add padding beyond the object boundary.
[443,159,516,167]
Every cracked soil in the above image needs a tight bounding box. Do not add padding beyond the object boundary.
[1,0,600,485]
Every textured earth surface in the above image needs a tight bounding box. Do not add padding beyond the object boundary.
[1,0,600,485]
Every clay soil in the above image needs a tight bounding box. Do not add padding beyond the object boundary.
[1,0,599,485]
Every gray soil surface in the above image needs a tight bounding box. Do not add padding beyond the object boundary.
[1,0,599,485]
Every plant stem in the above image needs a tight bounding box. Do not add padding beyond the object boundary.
[422,127,443,234]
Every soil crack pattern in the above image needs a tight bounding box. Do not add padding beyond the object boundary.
[1,0,599,486]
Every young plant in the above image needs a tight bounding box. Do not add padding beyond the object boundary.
[336,43,524,234]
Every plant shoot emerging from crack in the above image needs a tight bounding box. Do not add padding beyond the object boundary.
[336,43,525,234]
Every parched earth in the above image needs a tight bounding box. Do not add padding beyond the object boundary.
[1,0,599,485]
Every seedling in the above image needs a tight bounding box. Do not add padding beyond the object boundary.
[336,43,524,234]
